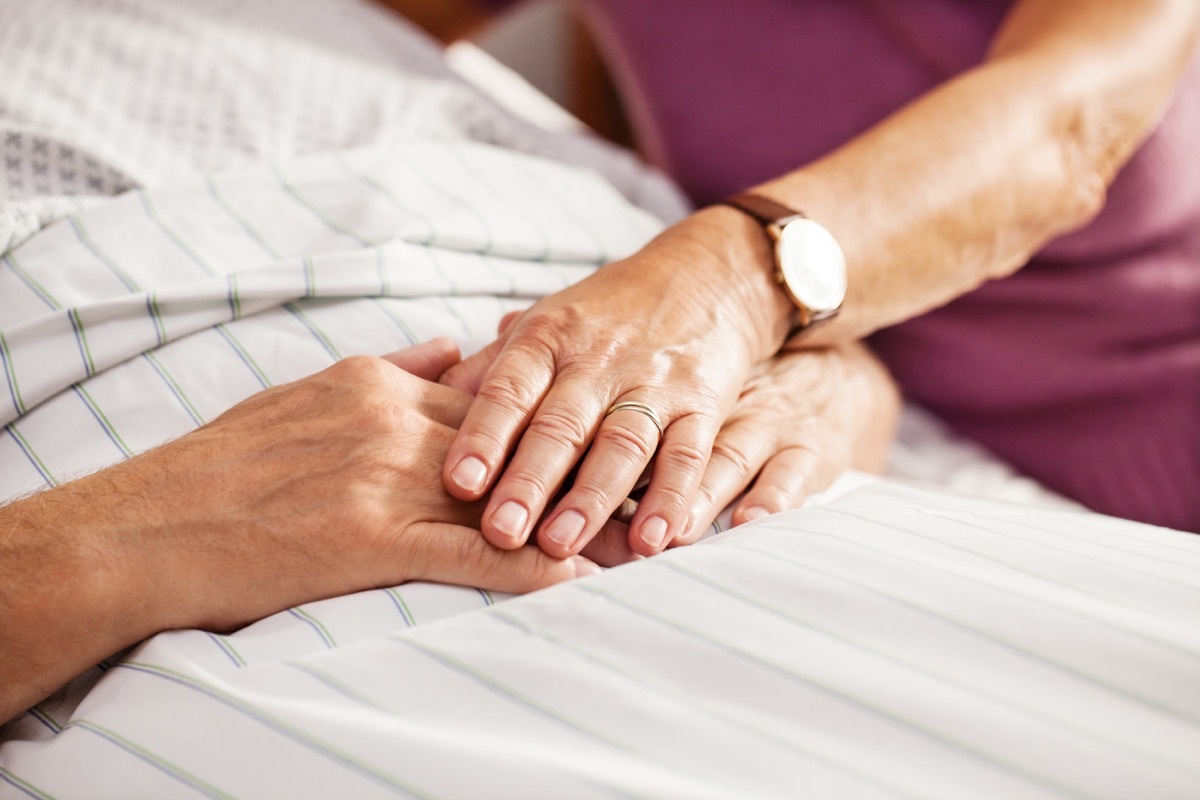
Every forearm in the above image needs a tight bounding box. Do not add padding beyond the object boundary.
[707,0,1200,349]
[0,463,168,725]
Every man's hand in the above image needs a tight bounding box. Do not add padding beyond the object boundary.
[0,339,603,724]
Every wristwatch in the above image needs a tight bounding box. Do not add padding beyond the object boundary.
[720,192,847,335]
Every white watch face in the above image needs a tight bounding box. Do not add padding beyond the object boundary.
[776,217,847,313]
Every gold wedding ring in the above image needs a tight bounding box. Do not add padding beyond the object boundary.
[605,401,665,440]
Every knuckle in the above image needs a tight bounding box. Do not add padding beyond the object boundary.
[660,439,709,475]
[709,439,753,478]
[593,424,657,464]
[499,471,556,503]
[331,354,391,385]
[476,372,541,414]
[516,312,571,348]
[526,409,591,451]
[560,483,616,517]
[649,483,692,512]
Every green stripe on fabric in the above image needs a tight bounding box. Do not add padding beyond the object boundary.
[215,325,271,388]
[370,299,417,346]
[7,423,57,485]
[663,558,1198,782]
[820,507,1200,661]
[207,178,281,259]
[490,610,920,800]
[69,215,141,293]
[291,606,337,649]
[507,153,609,263]
[576,582,1095,800]
[403,155,494,255]
[143,351,206,426]
[68,308,97,376]
[734,539,1200,728]
[75,384,133,457]
[75,721,239,800]
[918,507,1200,585]
[288,658,643,800]
[0,330,27,415]
[0,767,58,800]
[385,587,416,627]
[336,153,436,245]
[4,253,62,309]
[445,146,548,263]
[138,190,220,277]
[120,661,433,799]
[287,663,390,712]
[271,162,374,248]
[147,293,167,347]
[303,257,316,298]
[284,303,341,362]
[208,632,246,667]
[28,706,62,733]
[989,511,1200,556]
[390,636,712,796]
[228,275,242,320]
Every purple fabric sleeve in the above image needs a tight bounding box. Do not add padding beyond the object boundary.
[571,0,1200,530]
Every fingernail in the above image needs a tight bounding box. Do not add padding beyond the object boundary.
[491,500,529,541]
[639,515,670,551]
[543,510,586,549]
[451,456,488,494]
[572,559,602,578]
[742,506,770,523]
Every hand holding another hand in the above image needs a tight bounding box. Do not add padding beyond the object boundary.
[1,339,619,721]
[439,208,793,561]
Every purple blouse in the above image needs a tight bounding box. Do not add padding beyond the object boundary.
[488,0,1200,530]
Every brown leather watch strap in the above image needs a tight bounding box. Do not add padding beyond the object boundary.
[720,192,806,226]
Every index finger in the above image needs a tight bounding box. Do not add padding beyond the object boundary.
[442,339,556,501]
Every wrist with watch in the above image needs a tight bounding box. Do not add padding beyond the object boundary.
[718,192,847,337]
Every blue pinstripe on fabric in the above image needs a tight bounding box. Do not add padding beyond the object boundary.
[816,507,1200,662]
[487,609,924,800]
[4,425,55,486]
[116,662,434,799]
[74,721,237,800]
[573,581,1098,799]
[658,557,1198,782]
[70,385,132,459]
[733,539,1200,728]
[0,769,55,800]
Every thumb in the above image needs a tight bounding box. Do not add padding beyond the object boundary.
[381,338,462,381]
[498,310,524,336]
[439,334,508,395]
[404,522,601,594]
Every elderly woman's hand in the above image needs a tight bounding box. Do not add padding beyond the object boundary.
[676,344,899,544]
[440,207,796,559]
